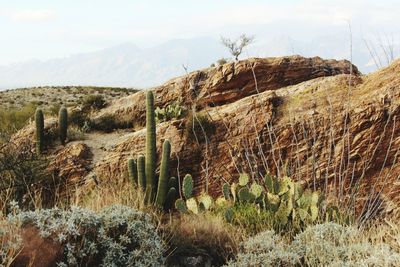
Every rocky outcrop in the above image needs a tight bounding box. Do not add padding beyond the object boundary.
[92,58,400,211]
[96,56,358,126]
[49,143,92,187]
[11,56,400,212]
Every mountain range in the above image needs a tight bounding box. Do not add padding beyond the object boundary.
[0,36,394,90]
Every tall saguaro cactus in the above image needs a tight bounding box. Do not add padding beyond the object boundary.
[59,106,68,145]
[155,139,171,207]
[145,91,157,204]
[35,109,44,155]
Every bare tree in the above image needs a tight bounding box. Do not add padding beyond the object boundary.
[220,34,255,61]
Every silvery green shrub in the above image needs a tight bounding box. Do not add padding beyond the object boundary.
[292,222,400,267]
[224,230,300,267]
[8,204,165,267]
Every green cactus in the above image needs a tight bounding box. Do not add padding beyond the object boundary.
[175,198,187,213]
[164,187,176,210]
[264,173,275,193]
[144,91,157,204]
[155,139,171,208]
[224,207,234,223]
[239,173,249,186]
[168,177,177,190]
[137,155,146,191]
[215,196,227,207]
[222,183,231,200]
[198,194,213,211]
[186,197,199,214]
[127,158,138,185]
[250,183,263,198]
[182,174,194,199]
[35,109,44,155]
[58,106,68,145]
[238,187,254,203]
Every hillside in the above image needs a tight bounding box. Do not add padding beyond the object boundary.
[4,55,400,266]
[0,85,137,111]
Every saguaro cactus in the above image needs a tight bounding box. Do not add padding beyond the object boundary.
[35,109,44,155]
[137,155,146,191]
[145,91,157,204]
[155,139,171,207]
[127,158,138,185]
[59,106,68,145]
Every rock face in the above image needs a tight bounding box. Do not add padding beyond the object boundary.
[11,56,400,213]
[96,56,358,126]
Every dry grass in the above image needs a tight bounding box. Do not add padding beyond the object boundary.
[165,213,244,266]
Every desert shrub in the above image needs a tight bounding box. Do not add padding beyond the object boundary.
[82,94,107,111]
[166,213,243,266]
[227,222,400,267]
[291,222,400,267]
[90,114,130,133]
[67,127,85,141]
[0,144,50,211]
[225,230,300,267]
[155,102,186,123]
[49,103,61,116]
[8,204,165,266]
[217,58,229,65]
[0,214,22,266]
[68,109,91,130]
[228,203,275,235]
[184,112,215,142]
[0,103,37,141]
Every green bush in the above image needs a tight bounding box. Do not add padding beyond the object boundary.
[68,109,90,128]
[90,114,131,133]
[7,204,165,266]
[0,103,37,142]
[184,112,215,142]
[82,94,107,111]
[0,144,50,211]
[155,102,185,123]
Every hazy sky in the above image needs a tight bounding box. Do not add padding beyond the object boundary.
[0,0,399,65]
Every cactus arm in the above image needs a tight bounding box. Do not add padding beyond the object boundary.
[137,155,146,191]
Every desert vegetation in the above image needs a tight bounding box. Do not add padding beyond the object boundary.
[1,55,400,267]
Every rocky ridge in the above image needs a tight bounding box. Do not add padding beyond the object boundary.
[11,55,400,213]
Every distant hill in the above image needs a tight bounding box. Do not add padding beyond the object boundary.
[0,36,392,90]
[0,37,227,89]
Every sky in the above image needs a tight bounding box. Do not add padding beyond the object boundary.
[0,0,399,65]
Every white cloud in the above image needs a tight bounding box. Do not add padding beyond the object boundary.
[9,9,55,22]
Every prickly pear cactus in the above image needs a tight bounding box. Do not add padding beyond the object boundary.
[238,187,254,203]
[222,183,231,200]
[264,173,275,194]
[224,207,234,223]
[239,173,250,186]
[215,196,227,207]
[250,183,263,198]
[198,194,213,211]
[175,199,187,213]
[186,198,199,214]
[182,174,194,199]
